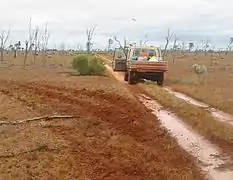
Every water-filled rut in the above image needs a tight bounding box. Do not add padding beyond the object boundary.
[138,94,233,180]
[164,87,233,126]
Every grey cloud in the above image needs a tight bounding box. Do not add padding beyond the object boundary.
[0,0,233,49]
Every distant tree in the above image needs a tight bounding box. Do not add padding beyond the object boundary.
[0,28,10,64]
[33,27,40,64]
[107,38,113,51]
[194,45,199,56]
[41,21,50,66]
[172,33,178,51]
[11,41,21,58]
[86,24,97,52]
[188,42,194,52]
[163,28,174,59]
[114,36,128,58]
[139,34,148,46]
[201,39,210,55]
[24,17,36,67]
[225,37,233,55]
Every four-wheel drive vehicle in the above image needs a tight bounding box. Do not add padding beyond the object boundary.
[112,48,128,71]
[124,46,168,85]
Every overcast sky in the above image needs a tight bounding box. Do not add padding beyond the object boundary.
[0,0,233,50]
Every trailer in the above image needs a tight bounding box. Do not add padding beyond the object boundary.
[124,46,168,85]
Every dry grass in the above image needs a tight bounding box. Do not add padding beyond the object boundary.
[139,83,233,151]
[1,52,73,67]
[165,52,233,115]
[0,55,204,180]
[100,52,233,115]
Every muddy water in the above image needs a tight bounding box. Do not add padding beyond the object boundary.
[138,94,233,180]
[163,87,208,108]
[163,87,233,125]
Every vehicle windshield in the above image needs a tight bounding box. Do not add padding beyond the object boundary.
[142,48,156,56]
[133,48,156,57]
[131,48,157,61]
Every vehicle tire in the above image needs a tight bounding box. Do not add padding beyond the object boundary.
[124,71,128,81]
[112,61,116,71]
[134,73,139,84]
[157,72,164,86]
[128,71,134,84]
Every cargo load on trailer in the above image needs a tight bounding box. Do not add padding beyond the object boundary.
[112,46,168,85]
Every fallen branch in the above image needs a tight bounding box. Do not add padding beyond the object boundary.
[0,145,58,158]
[0,115,77,126]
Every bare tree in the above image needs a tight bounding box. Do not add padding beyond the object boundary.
[41,22,50,66]
[107,38,113,51]
[139,34,148,46]
[225,37,233,55]
[162,28,173,59]
[86,24,97,52]
[188,42,194,52]
[171,33,178,64]
[194,45,199,56]
[9,41,21,59]
[0,29,10,64]
[181,41,186,55]
[33,27,40,64]
[172,33,178,51]
[114,36,128,58]
[201,39,210,55]
[24,18,36,67]
[59,42,66,55]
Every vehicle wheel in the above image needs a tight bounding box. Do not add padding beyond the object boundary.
[134,73,139,84]
[124,71,128,81]
[112,61,116,71]
[128,71,135,84]
[157,72,164,86]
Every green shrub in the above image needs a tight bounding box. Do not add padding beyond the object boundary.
[72,55,106,75]
[72,55,90,75]
[88,56,106,75]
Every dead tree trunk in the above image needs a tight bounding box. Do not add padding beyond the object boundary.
[162,28,173,60]
[33,27,39,65]
[0,29,10,64]
[24,41,29,68]
[86,25,97,53]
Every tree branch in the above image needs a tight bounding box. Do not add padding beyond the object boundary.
[0,115,78,126]
[0,145,58,159]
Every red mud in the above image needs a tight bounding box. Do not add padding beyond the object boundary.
[0,78,203,180]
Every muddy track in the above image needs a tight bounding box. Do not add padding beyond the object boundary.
[0,80,167,145]
[100,54,233,124]
[163,87,233,125]
[98,56,233,179]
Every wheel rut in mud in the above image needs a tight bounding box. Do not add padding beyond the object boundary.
[102,62,233,180]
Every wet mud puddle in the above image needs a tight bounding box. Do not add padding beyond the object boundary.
[163,87,233,126]
[138,94,233,180]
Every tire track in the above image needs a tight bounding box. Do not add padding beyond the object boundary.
[100,56,233,180]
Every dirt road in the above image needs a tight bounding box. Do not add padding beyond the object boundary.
[0,66,204,179]
[100,54,233,180]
